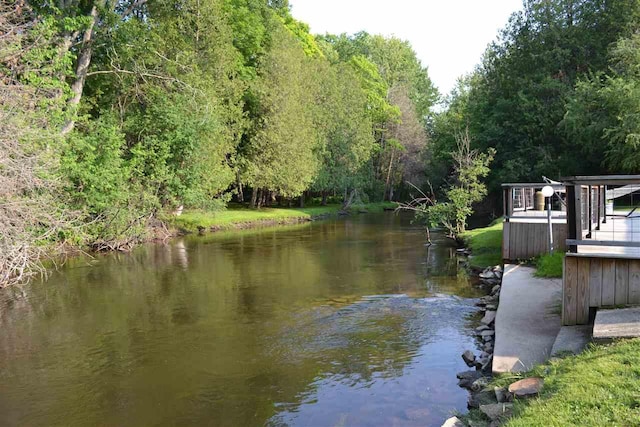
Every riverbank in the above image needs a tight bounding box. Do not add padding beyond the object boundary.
[168,202,397,233]
[460,221,503,269]
[460,338,640,426]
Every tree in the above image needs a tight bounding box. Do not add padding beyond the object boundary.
[243,25,320,204]
[0,1,76,285]
[453,0,640,192]
[565,32,640,173]
[311,62,376,203]
[404,130,494,238]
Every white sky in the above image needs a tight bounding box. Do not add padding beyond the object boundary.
[288,0,523,96]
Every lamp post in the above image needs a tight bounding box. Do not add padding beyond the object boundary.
[541,185,554,254]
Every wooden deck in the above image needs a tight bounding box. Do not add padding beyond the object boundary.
[561,177,640,325]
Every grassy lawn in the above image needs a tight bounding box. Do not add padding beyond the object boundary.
[170,202,396,233]
[471,339,640,426]
[460,220,503,269]
[534,252,565,278]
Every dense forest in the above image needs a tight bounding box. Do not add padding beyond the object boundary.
[2,0,640,286]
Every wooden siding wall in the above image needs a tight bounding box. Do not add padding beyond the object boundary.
[563,256,640,325]
[502,222,567,261]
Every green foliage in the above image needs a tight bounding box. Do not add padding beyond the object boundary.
[565,33,640,172]
[460,221,503,269]
[535,252,564,278]
[62,116,129,214]
[436,0,640,194]
[418,132,495,237]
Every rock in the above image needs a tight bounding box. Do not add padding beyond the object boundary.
[481,310,496,325]
[482,335,493,343]
[485,304,498,310]
[457,370,484,389]
[467,389,497,408]
[479,268,496,279]
[491,285,501,295]
[405,407,430,420]
[462,350,476,367]
[495,270,503,279]
[471,376,490,392]
[481,355,493,372]
[494,387,512,403]
[441,416,465,427]
[479,403,513,421]
[476,325,491,333]
[508,377,544,397]
[475,300,487,307]
[481,330,495,337]
[484,343,494,353]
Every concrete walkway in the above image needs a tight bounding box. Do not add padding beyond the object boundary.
[493,264,563,373]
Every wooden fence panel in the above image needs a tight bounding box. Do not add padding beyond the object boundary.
[589,258,603,307]
[629,260,640,304]
[601,259,616,306]
[615,261,630,306]
[563,256,578,325]
[577,258,590,324]
[502,222,568,261]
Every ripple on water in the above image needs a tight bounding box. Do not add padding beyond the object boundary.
[268,294,480,427]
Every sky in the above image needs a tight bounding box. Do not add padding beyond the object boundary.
[288,0,524,96]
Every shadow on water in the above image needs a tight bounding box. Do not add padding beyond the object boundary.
[0,213,484,427]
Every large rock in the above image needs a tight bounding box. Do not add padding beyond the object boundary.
[479,403,513,421]
[441,416,465,427]
[508,377,544,397]
[457,370,484,389]
[462,350,476,367]
[468,389,496,408]
[481,330,495,337]
[481,310,497,325]
[494,387,512,403]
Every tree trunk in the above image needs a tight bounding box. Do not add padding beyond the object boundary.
[342,189,356,210]
[256,189,263,208]
[321,191,328,206]
[383,149,395,201]
[251,187,258,208]
[61,1,104,135]
[299,191,305,208]
[236,172,244,203]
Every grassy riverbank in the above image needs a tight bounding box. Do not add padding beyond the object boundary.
[170,202,397,233]
[460,221,503,269]
[465,339,640,426]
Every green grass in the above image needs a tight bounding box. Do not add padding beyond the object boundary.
[468,339,640,426]
[535,252,565,278]
[170,202,396,233]
[460,220,503,269]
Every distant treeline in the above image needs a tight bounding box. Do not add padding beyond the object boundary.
[430,0,640,198]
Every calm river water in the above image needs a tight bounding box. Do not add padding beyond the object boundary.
[0,213,484,427]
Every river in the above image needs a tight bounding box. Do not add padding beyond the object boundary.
[0,213,484,426]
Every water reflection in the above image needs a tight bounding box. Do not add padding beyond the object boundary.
[0,213,483,426]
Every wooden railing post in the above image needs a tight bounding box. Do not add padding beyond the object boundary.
[567,184,578,253]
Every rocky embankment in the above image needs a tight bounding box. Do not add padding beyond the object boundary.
[441,265,545,427]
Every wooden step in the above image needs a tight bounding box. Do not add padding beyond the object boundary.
[593,307,640,342]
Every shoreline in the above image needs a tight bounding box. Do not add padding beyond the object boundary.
[166,202,398,235]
